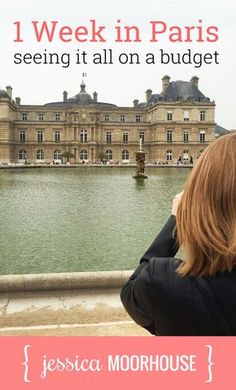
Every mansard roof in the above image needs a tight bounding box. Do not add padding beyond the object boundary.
[0,89,10,99]
[162,81,208,101]
[215,124,229,135]
[138,77,212,107]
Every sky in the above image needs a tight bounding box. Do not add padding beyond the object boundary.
[0,0,236,129]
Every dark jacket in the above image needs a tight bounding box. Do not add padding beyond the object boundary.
[120,215,236,335]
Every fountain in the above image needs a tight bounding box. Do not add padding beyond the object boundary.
[133,138,148,179]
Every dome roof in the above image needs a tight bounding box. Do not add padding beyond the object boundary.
[44,81,117,108]
[68,81,93,104]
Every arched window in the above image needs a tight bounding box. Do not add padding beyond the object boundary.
[80,150,88,160]
[54,150,62,160]
[182,150,189,160]
[105,150,112,160]
[166,150,172,161]
[80,129,88,142]
[18,150,27,160]
[122,150,129,160]
[36,149,44,160]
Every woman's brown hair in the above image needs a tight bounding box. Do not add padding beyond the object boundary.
[176,132,236,277]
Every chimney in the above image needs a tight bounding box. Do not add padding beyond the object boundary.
[15,97,21,105]
[6,85,12,98]
[145,89,152,103]
[162,75,170,93]
[93,92,98,102]
[63,91,68,102]
[133,99,139,107]
[191,76,199,88]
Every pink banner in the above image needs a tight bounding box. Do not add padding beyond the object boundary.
[0,337,234,389]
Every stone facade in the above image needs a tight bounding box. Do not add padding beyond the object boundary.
[0,76,216,164]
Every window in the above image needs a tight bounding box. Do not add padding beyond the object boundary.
[200,130,206,143]
[167,130,173,143]
[183,150,189,161]
[21,113,28,121]
[19,130,25,143]
[120,115,125,122]
[123,132,128,143]
[38,113,45,121]
[55,113,61,121]
[122,150,129,160]
[36,149,44,160]
[139,131,144,143]
[80,129,88,142]
[18,149,27,160]
[166,150,172,161]
[184,111,190,121]
[200,111,206,121]
[104,115,110,122]
[183,130,189,143]
[106,131,112,143]
[80,150,88,160]
[37,130,43,143]
[136,115,141,123]
[54,150,62,160]
[167,112,173,121]
[55,130,61,143]
[105,150,113,160]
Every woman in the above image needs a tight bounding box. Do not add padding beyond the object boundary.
[120,132,236,335]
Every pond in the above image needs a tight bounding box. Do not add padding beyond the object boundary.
[0,167,190,275]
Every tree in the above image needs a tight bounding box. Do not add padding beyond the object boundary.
[61,151,75,163]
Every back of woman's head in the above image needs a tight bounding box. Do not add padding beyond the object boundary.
[176,132,236,277]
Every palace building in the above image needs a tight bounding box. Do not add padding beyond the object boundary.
[0,75,217,164]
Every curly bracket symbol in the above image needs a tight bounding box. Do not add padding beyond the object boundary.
[23,344,31,383]
[205,344,214,383]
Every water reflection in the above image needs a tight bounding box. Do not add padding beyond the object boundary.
[134,177,147,190]
[0,167,190,275]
